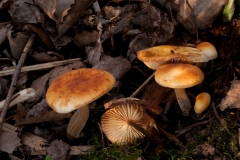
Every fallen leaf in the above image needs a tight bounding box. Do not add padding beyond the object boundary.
[85,42,101,66]
[127,33,152,62]
[176,0,227,34]
[8,0,44,24]
[0,24,10,45]
[51,0,96,41]
[7,29,30,59]
[35,0,75,23]
[30,51,59,62]
[74,30,99,48]
[93,55,131,80]
[219,80,240,111]
[46,139,70,160]
[25,99,48,118]
[0,132,21,154]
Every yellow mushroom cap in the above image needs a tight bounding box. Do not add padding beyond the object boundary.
[137,45,209,70]
[196,42,218,60]
[194,92,211,114]
[46,68,116,113]
[155,63,204,89]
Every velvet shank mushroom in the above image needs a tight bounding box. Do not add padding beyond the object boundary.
[154,63,204,115]
[46,68,116,140]
[137,45,209,70]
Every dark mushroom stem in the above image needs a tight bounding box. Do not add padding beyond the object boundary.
[127,120,163,146]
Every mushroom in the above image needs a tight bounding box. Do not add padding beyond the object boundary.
[137,45,209,70]
[101,98,159,145]
[0,88,36,111]
[154,63,204,115]
[46,68,116,140]
[196,42,218,69]
[194,92,211,115]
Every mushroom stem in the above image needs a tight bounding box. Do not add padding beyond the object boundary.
[0,88,36,111]
[67,105,89,140]
[174,88,191,115]
[127,120,163,146]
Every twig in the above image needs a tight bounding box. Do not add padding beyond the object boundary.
[130,72,155,97]
[174,117,214,137]
[211,102,222,123]
[0,58,81,77]
[0,33,35,133]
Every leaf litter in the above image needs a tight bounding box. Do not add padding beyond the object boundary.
[0,0,239,159]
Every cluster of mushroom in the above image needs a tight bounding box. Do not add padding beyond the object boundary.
[137,42,217,115]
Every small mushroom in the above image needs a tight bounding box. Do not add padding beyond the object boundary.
[196,42,218,69]
[137,45,209,70]
[46,68,116,140]
[154,63,204,115]
[196,42,217,60]
[194,92,211,115]
[101,98,159,145]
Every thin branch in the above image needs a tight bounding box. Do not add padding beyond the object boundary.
[0,33,35,133]
[130,72,155,97]
[0,58,81,77]
[174,117,214,137]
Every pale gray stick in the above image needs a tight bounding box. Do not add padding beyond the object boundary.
[130,72,155,98]
[0,58,81,77]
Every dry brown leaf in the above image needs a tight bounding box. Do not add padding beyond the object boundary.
[9,0,44,24]
[25,99,48,118]
[53,35,73,50]
[101,9,134,41]
[51,0,96,41]
[127,33,152,62]
[176,0,227,34]
[93,55,131,80]
[30,51,59,62]
[85,42,101,66]
[27,24,55,50]
[0,77,10,98]
[7,30,30,59]
[0,24,10,45]
[46,139,70,160]
[0,132,21,154]
[219,80,240,111]
[35,0,75,23]
[74,30,99,48]
[28,72,51,102]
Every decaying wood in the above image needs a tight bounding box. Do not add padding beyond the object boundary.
[0,58,82,77]
[0,33,35,133]
[21,132,95,155]
[21,132,48,151]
